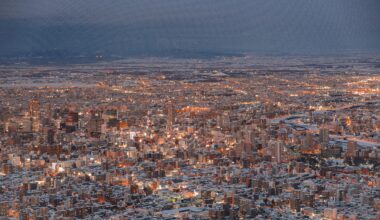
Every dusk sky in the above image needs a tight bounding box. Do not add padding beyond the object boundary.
[1,0,380,57]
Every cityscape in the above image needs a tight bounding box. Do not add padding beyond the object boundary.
[1,1,380,220]
[0,55,380,219]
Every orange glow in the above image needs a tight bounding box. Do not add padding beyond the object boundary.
[178,106,210,113]
[98,196,106,203]
[8,209,19,218]
[119,121,129,129]
[368,181,376,187]
[121,180,130,186]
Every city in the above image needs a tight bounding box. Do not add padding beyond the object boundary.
[0,55,379,219]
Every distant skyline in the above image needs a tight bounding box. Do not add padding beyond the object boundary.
[1,0,380,58]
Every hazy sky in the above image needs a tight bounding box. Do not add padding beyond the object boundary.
[1,0,380,57]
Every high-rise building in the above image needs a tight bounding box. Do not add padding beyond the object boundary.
[65,111,79,133]
[303,132,314,150]
[29,99,41,132]
[46,128,55,145]
[29,99,40,118]
[347,141,357,157]
[166,101,175,131]
[269,140,283,163]
[319,128,329,146]
[87,112,104,138]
